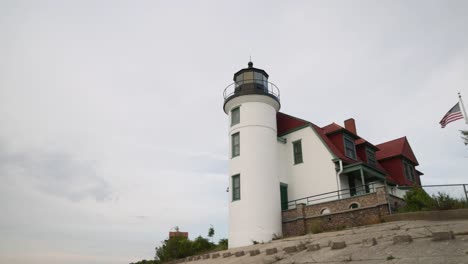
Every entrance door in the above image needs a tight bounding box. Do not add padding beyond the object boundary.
[280,184,288,210]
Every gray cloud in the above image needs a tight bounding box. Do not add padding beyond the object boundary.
[0,143,111,202]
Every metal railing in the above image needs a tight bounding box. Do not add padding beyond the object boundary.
[223,79,280,101]
[283,183,468,213]
[285,182,378,210]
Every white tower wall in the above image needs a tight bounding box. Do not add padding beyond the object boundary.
[225,95,282,248]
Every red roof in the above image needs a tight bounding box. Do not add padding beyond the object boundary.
[355,138,379,150]
[277,112,308,136]
[276,112,421,185]
[322,123,343,134]
[276,113,355,164]
[312,123,356,164]
[169,232,188,238]
[375,137,419,165]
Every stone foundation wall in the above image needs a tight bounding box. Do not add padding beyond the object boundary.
[303,192,378,216]
[388,194,406,212]
[282,186,393,237]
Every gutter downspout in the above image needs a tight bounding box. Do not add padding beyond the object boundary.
[336,159,343,199]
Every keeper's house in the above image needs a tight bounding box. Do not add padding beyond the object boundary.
[223,62,422,248]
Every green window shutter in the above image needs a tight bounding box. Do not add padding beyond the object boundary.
[231,132,240,158]
[293,140,303,164]
[232,175,240,201]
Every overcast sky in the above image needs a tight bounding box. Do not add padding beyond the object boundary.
[1,1,468,263]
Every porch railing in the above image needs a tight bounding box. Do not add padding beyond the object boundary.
[285,182,378,210]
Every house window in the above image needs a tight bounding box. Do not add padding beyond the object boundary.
[403,161,415,182]
[320,208,331,214]
[344,135,357,160]
[293,140,303,164]
[232,174,240,201]
[231,107,240,126]
[366,148,377,166]
[349,203,360,209]
[231,132,240,158]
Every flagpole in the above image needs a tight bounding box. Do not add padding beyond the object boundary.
[459,92,468,124]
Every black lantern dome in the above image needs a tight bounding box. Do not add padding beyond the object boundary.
[223,62,280,109]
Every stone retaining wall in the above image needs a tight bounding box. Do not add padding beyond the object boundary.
[282,186,397,237]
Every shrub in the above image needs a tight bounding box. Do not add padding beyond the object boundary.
[399,187,435,212]
[400,188,468,212]
[216,238,228,250]
[155,236,195,262]
[432,192,467,210]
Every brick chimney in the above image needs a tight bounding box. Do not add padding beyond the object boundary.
[344,118,357,135]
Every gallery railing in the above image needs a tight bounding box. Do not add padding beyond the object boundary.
[223,79,280,102]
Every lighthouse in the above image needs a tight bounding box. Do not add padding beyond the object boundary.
[223,62,282,248]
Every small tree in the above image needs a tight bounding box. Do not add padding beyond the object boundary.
[208,225,215,242]
[192,236,215,253]
[155,236,193,262]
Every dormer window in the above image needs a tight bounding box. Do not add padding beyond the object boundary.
[344,135,357,160]
[403,160,415,182]
[366,148,377,166]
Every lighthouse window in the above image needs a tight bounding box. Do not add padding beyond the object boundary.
[243,71,254,82]
[232,132,240,158]
[254,72,263,85]
[231,107,240,126]
[232,174,240,201]
[293,140,303,164]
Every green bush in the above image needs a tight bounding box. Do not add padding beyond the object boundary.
[399,187,435,212]
[432,192,467,210]
[216,238,228,250]
[155,236,197,262]
[130,260,160,264]
[400,188,467,212]
[154,235,227,262]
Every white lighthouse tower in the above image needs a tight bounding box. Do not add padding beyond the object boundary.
[223,62,282,248]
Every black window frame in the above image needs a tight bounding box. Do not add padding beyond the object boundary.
[232,174,240,201]
[343,135,357,160]
[366,148,377,166]
[403,160,415,182]
[231,107,240,126]
[292,140,303,164]
[231,132,240,158]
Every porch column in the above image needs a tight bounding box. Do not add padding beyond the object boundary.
[360,168,365,193]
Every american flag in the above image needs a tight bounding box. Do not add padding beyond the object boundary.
[439,102,464,128]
